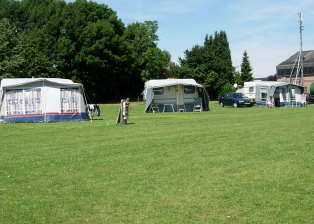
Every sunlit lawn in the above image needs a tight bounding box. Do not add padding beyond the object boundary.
[1,102,314,223]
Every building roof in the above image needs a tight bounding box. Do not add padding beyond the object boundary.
[276,50,314,70]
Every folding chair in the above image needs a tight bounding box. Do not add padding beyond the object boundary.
[193,97,202,112]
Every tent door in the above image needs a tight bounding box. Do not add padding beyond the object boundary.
[280,88,287,105]
[176,85,184,111]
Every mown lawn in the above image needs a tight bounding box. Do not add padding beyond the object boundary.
[1,102,314,223]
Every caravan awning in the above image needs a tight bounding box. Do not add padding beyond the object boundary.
[268,82,304,97]
[144,79,206,112]
[0,78,84,116]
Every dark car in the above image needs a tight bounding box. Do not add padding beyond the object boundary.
[219,92,255,108]
[304,93,314,104]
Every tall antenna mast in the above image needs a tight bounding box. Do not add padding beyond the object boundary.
[289,12,304,86]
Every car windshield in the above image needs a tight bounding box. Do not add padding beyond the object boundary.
[232,93,244,98]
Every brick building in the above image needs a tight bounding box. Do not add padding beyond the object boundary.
[276,50,314,93]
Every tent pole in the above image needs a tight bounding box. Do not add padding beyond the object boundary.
[182,86,185,111]
[43,79,46,122]
[82,85,92,120]
[177,84,179,112]
[82,85,89,106]
[0,89,5,117]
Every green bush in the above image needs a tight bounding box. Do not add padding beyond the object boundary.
[218,83,235,98]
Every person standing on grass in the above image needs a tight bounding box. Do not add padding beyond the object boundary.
[267,96,273,108]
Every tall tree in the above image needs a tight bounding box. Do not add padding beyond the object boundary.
[53,0,133,101]
[240,50,253,85]
[179,45,203,70]
[21,30,59,78]
[140,47,171,80]
[211,31,234,89]
[0,18,25,80]
[124,21,170,82]
[1,0,65,78]
[0,0,171,101]
[176,31,234,99]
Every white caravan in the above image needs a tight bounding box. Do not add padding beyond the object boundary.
[243,81,304,106]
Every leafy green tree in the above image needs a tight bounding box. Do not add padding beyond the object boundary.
[0,0,20,23]
[0,18,25,80]
[53,0,133,101]
[124,21,158,54]
[240,50,253,85]
[0,0,11,18]
[218,83,235,98]
[21,31,58,78]
[200,34,218,98]
[140,48,171,81]
[179,45,203,69]
[169,63,194,79]
[211,31,234,90]
[176,31,234,99]
[0,0,172,101]
[1,0,65,79]
[124,20,170,82]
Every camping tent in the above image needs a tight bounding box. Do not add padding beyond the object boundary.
[243,81,304,106]
[0,78,89,123]
[143,79,210,112]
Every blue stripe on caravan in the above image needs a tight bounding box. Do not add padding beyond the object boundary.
[2,113,88,123]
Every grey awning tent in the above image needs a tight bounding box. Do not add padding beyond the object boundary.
[143,79,209,112]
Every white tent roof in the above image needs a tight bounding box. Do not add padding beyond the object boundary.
[0,78,82,89]
[244,81,287,87]
[145,79,203,88]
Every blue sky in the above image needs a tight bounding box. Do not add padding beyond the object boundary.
[69,0,314,78]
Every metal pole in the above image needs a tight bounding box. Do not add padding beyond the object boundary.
[299,13,304,86]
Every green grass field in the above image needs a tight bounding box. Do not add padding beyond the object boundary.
[1,102,314,223]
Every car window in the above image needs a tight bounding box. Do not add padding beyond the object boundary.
[232,93,243,98]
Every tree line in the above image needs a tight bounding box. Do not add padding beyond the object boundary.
[0,0,253,102]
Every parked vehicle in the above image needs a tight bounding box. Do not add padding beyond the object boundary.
[219,92,255,108]
[304,93,314,104]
